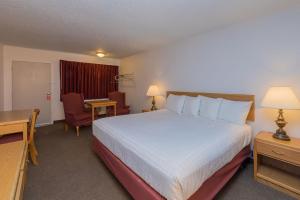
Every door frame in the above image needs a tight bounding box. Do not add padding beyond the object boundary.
[11,60,53,126]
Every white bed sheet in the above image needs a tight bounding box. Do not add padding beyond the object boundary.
[93,109,251,200]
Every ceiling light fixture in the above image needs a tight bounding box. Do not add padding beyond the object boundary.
[96,52,105,58]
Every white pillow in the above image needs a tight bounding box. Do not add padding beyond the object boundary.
[218,99,252,125]
[166,94,186,114]
[198,96,222,120]
[182,96,201,116]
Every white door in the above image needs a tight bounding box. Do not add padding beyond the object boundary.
[12,61,51,125]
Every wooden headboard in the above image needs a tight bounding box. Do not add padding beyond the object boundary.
[167,91,255,121]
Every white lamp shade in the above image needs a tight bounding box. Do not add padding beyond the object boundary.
[146,85,160,96]
[261,87,300,110]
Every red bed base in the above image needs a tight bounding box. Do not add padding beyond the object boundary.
[92,135,250,200]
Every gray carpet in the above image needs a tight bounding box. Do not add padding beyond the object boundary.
[24,123,295,200]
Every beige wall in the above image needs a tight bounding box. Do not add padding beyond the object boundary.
[2,45,120,122]
[120,7,300,138]
[0,44,3,111]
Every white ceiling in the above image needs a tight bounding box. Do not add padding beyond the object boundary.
[0,0,299,58]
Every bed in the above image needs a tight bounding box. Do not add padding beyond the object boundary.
[92,91,255,200]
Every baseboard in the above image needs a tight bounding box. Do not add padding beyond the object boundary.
[53,119,65,124]
[36,122,53,127]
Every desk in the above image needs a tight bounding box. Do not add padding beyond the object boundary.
[0,110,31,143]
[0,141,28,200]
[86,100,117,120]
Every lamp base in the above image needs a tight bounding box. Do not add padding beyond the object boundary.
[273,130,290,141]
[273,109,291,141]
[150,106,157,111]
[273,109,290,141]
[150,96,157,111]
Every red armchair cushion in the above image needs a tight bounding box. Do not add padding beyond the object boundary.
[73,112,91,121]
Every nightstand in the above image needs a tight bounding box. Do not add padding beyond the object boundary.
[254,131,300,199]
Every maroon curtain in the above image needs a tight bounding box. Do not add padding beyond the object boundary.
[60,60,118,100]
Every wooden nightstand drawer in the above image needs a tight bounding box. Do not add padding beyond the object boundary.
[256,141,300,165]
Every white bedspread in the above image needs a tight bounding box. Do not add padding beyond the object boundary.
[93,109,251,200]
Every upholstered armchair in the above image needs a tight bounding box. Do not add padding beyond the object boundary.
[107,91,130,116]
[62,93,92,136]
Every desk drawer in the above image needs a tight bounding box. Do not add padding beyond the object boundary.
[256,141,300,165]
[0,123,24,135]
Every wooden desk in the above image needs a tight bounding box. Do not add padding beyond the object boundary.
[0,110,31,142]
[86,100,117,120]
[0,141,28,200]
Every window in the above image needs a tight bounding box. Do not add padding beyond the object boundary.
[60,60,118,99]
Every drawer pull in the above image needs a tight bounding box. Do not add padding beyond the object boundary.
[272,150,285,156]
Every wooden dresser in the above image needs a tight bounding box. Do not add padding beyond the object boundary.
[0,141,28,200]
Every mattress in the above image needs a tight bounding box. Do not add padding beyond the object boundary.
[93,109,252,200]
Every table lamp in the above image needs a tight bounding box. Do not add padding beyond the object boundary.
[146,85,160,110]
[261,87,300,141]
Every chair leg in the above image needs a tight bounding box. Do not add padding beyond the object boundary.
[31,128,38,155]
[64,123,68,132]
[29,143,38,165]
[76,126,80,136]
[32,140,38,156]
